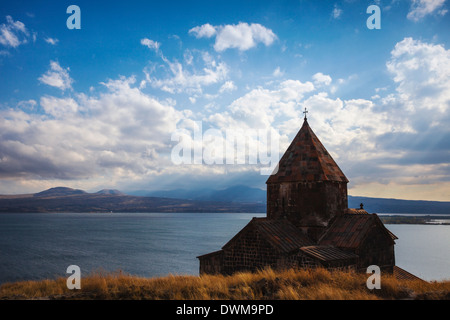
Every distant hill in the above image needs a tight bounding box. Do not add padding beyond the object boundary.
[0,187,265,213]
[95,189,124,196]
[348,196,450,214]
[34,187,87,197]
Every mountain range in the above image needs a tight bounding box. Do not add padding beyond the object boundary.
[0,187,265,213]
[0,186,449,214]
[130,186,450,214]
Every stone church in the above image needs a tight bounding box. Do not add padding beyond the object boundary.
[198,114,420,279]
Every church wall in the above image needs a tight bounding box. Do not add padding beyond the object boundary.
[278,251,320,270]
[355,228,395,273]
[222,227,280,274]
[199,250,224,275]
[267,181,348,230]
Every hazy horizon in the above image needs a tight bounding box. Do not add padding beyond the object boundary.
[1,184,450,203]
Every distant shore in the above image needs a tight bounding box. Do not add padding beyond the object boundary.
[379,215,450,225]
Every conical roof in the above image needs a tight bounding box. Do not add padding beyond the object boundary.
[267,119,348,183]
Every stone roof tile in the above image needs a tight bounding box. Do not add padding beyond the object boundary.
[267,119,348,184]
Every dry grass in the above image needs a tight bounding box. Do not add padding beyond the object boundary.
[0,268,449,300]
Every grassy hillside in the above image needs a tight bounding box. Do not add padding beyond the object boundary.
[1,268,449,300]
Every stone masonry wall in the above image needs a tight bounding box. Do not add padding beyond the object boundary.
[267,181,348,230]
[222,227,279,274]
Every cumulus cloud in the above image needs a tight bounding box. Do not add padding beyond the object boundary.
[0,16,29,48]
[40,96,79,118]
[312,72,332,86]
[141,38,160,51]
[44,37,59,45]
[332,5,343,19]
[272,67,284,77]
[190,22,277,52]
[17,99,37,110]
[407,0,447,21]
[144,48,229,94]
[219,80,237,93]
[38,61,73,91]
[208,79,315,132]
[386,37,450,113]
[0,76,183,182]
[189,23,216,38]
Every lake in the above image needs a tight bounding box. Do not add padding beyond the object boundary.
[0,212,449,284]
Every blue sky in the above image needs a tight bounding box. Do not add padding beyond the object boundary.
[1,0,450,201]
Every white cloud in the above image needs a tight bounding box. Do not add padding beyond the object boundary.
[386,37,450,113]
[189,23,216,38]
[209,80,315,131]
[272,67,284,77]
[190,22,277,52]
[44,37,59,45]
[141,38,160,51]
[145,49,229,94]
[0,76,184,182]
[0,16,29,48]
[219,81,237,93]
[312,72,332,86]
[17,99,37,110]
[184,50,194,65]
[332,5,342,19]
[407,0,447,21]
[40,96,79,118]
[38,61,73,91]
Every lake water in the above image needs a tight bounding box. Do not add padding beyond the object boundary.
[0,212,449,284]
